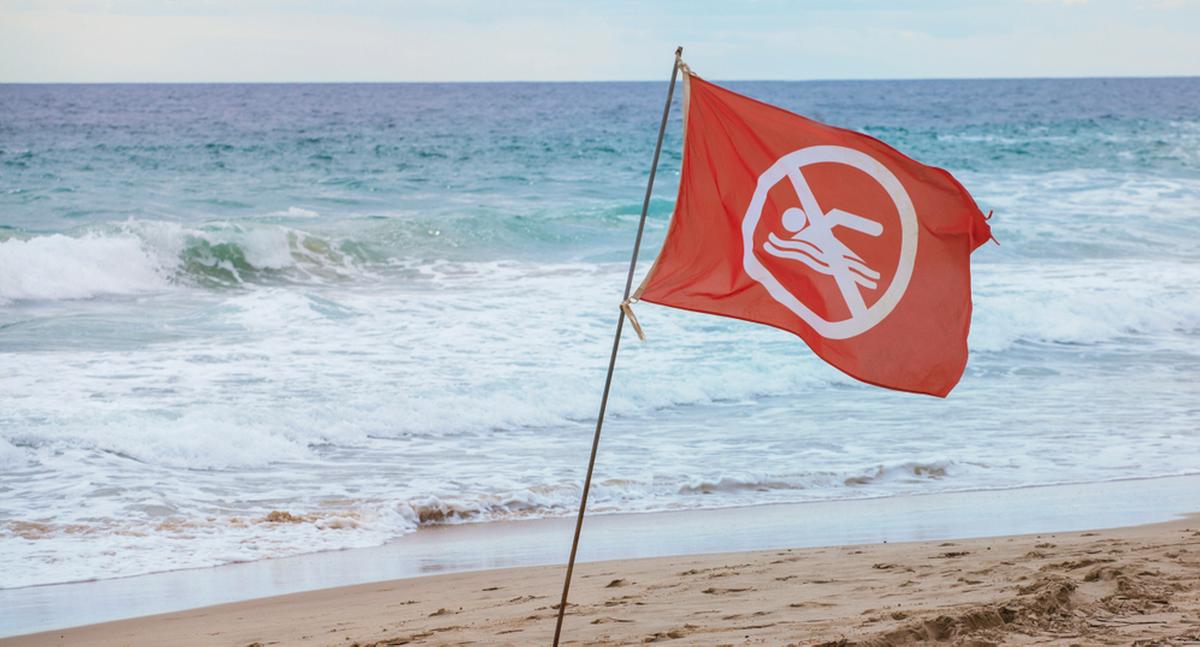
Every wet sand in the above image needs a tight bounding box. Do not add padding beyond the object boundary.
[8,514,1200,646]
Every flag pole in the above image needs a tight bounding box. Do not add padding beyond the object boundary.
[551,46,683,647]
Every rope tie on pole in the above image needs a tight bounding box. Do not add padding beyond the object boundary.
[620,298,645,341]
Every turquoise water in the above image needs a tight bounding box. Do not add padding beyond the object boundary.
[1,79,1199,588]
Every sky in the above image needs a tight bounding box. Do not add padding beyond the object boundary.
[1,0,1199,82]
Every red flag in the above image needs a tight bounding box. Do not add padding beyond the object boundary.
[633,73,992,397]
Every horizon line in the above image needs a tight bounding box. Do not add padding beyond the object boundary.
[3,73,1199,85]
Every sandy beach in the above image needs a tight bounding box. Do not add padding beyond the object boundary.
[8,514,1200,646]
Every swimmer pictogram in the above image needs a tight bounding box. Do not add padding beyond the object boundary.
[742,145,919,339]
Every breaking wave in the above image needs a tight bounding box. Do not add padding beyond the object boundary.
[2,229,1197,361]
[0,220,373,303]
[0,198,673,305]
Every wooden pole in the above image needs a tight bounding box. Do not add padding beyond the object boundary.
[550,46,683,647]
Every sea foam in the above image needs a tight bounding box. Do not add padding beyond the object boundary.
[0,233,171,303]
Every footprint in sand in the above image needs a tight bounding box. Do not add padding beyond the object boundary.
[702,586,753,594]
[590,616,634,624]
[789,601,836,608]
[642,624,698,642]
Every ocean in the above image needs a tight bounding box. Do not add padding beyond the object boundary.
[1,78,1198,590]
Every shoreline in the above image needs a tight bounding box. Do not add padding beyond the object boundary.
[7,514,1200,645]
[4,473,1200,639]
[14,472,1199,592]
